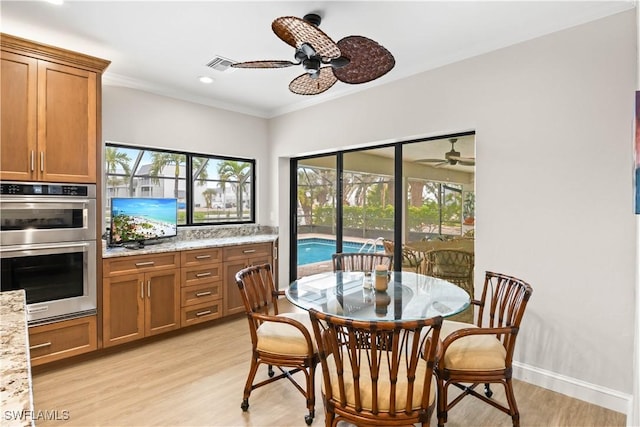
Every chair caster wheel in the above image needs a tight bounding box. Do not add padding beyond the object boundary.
[268,365,274,377]
[304,415,314,425]
[241,399,249,411]
[484,384,493,398]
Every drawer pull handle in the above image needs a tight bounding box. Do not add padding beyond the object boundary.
[243,249,256,254]
[135,261,155,267]
[196,291,212,297]
[195,255,211,259]
[30,151,35,172]
[195,272,212,278]
[196,310,212,317]
[30,342,52,350]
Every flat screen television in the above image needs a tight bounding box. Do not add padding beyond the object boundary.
[109,198,178,247]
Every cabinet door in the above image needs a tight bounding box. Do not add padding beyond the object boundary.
[145,269,180,336]
[37,60,97,183]
[223,259,249,317]
[103,273,145,347]
[1,51,37,181]
[223,254,272,317]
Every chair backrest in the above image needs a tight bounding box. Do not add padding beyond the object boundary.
[383,240,422,271]
[424,249,474,291]
[332,253,393,273]
[476,271,533,360]
[235,263,280,318]
[309,309,442,425]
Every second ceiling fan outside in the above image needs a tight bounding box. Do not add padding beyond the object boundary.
[416,139,476,167]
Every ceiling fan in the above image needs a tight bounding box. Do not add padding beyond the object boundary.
[416,139,476,167]
[231,13,395,95]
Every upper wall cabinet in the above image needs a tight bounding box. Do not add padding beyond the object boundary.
[1,34,110,183]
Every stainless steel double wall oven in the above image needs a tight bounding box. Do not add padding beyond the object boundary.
[0,181,97,324]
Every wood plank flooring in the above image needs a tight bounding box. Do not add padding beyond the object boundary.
[32,302,626,427]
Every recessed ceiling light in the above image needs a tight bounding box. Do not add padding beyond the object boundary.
[199,76,214,84]
[45,0,64,5]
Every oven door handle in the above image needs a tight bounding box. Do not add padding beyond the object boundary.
[0,198,94,205]
[0,241,93,256]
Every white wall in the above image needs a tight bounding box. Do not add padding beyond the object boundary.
[102,86,272,225]
[270,10,637,413]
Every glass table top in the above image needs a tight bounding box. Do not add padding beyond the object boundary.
[286,271,470,321]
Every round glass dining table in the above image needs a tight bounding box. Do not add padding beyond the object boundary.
[286,271,470,321]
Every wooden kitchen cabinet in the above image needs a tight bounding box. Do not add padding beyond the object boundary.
[0,33,109,183]
[28,315,97,367]
[103,253,180,347]
[180,248,223,327]
[223,243,273,316]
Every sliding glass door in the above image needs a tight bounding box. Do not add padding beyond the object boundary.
[290,133,475,281]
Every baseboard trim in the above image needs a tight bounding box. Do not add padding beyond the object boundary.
[513,362,632,417]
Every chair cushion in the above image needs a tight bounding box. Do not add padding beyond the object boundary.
[256,312,316,357]
[323,352,436,411]
[440,320,507,371]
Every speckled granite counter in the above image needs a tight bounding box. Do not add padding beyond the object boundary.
[103,224,278,258]
[1,290,35,427]
[103,234,278,258]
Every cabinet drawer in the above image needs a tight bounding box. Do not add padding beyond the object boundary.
[104,253,180,276]
[181,248,222,267]
[181,282,222,307]
[28,316,97,366]
[181,263,222,287]
[181,301,222,327]
[223,243,272,262]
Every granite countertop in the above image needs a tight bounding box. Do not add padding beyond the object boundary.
[0,290,35,427]
[103,233,278,258]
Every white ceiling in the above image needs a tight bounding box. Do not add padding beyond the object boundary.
[1,1,634,119]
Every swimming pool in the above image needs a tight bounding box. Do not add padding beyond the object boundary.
[297,238,383,266]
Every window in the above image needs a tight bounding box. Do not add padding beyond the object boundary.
[105,143,255,227]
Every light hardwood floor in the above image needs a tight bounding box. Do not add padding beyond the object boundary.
[32,302,626,427]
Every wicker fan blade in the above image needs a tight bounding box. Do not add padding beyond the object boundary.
[333,36,395,84]
[272,16,341,59]
[231,60,298,69]
[289,68,337,95]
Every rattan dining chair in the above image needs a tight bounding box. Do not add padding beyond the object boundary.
[331,252,393,272]
[309,308,443,427]
[422,249,475,323]
[382,239,423,272]
[435,271,533,427]
[235,263,319,425]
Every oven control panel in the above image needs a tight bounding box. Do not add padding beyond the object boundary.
[1,182,92,197]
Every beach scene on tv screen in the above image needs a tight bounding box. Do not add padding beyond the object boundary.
[111,198,177,243]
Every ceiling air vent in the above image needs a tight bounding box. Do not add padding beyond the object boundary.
[206,56,235,71]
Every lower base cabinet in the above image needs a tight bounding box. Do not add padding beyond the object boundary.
[103,254,180,348]
[28,316,97,367]
[30,242,276,364]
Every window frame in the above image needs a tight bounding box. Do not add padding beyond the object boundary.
[105,142,256,227]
